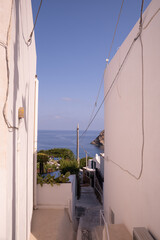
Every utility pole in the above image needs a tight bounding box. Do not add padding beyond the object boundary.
[76,124,79,166]
[85,151,88,167]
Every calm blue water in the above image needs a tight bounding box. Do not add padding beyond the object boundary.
[38,130,104,159]
[41,171,61,178]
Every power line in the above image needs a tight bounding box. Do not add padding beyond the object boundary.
[81,38,135,138]
[81,0,125,139]
[105,0,145,180]
[2,0,43,130]
[143,8,160,30]
[107,33,144,180]
[27,0,43,46]
[107,0,125,61]
[94,0,125,108]
[81,0,146,180]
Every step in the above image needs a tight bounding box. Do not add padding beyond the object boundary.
[93,224,132,240]
[108,224,132,240]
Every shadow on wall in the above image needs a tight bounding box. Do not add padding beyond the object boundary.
[12,0,20,239]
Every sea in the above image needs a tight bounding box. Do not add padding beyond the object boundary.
[38,130,104,159]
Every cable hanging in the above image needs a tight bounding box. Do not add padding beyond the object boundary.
[81,0,146,180]
[1,0,43,130]
[107,0,145,180]
[27,0,43,46]
[81,0,125,139]
[1,0,18,130]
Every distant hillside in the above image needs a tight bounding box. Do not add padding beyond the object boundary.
[90,130,104,147]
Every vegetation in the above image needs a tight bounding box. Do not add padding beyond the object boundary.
[79,156,92,169]
[79,158,86,169]
[44,163,57,172]
[37,172,70,186]
[59,159,79,175]
[37,153,49,174]
[37,148,80,193]
[38,148,75,160]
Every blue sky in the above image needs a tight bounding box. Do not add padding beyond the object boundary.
[32,0,151,131]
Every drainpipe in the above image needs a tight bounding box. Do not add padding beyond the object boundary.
[33,75,39,209]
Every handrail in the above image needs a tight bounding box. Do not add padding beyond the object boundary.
[94,174,103,204]
[100,210,110,240]
[95,177,103,195]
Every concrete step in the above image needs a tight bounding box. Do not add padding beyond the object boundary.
[92,224,132,240]
[108,224,132,240]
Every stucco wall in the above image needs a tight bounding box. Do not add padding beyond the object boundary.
[104,0,160,239]
[0,0,37,239]
[37,184,72,207]
[37,175,76,222]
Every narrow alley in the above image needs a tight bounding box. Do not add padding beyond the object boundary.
[76,186,102,240]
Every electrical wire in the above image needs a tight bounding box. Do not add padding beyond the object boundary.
[27,0,43,46]
[20,0,31,46]
[81,0,125,139]
[20,0,43,46]
[81,0,146,179]
[2,0,43,130]
[81,38,135,138]
[143,8,160,30]
[1,0,18,130]
[80,143,92,158]
[107,34,144,180]
[107,0,125,61]
[106,0,145,180]
[0,41,7,48]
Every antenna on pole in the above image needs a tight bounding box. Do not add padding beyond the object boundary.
[76,124,79,166]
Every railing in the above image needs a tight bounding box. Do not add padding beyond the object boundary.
[95,176,103,204]
[95,168,104,189]
[100,209,110,240]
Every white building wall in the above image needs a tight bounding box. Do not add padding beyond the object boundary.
[93,154,100,169]
[0,0,37,239]
[104,1,160,239]
[100,154,104,178]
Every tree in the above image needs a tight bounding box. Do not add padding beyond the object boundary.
[38,148,75,160]
[79,157,91,169]
[37,153,49,174]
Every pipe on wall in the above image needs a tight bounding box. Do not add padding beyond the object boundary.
[33,75,39,209]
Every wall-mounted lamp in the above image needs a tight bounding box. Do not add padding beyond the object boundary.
[18,107,24,119]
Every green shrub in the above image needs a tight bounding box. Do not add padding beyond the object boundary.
[37,153,49,163]
[79,157,92,169]
[59,160,79,175]
[79,158,87,169]
[37,153,49,174]
[37,172,70,186]
[44,163,57,172]
[38,148,75,160]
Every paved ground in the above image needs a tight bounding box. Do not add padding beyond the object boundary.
[76,186,102,240]
[30,208,76,240]
[75,186,133,240]
[30,186,102,240]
